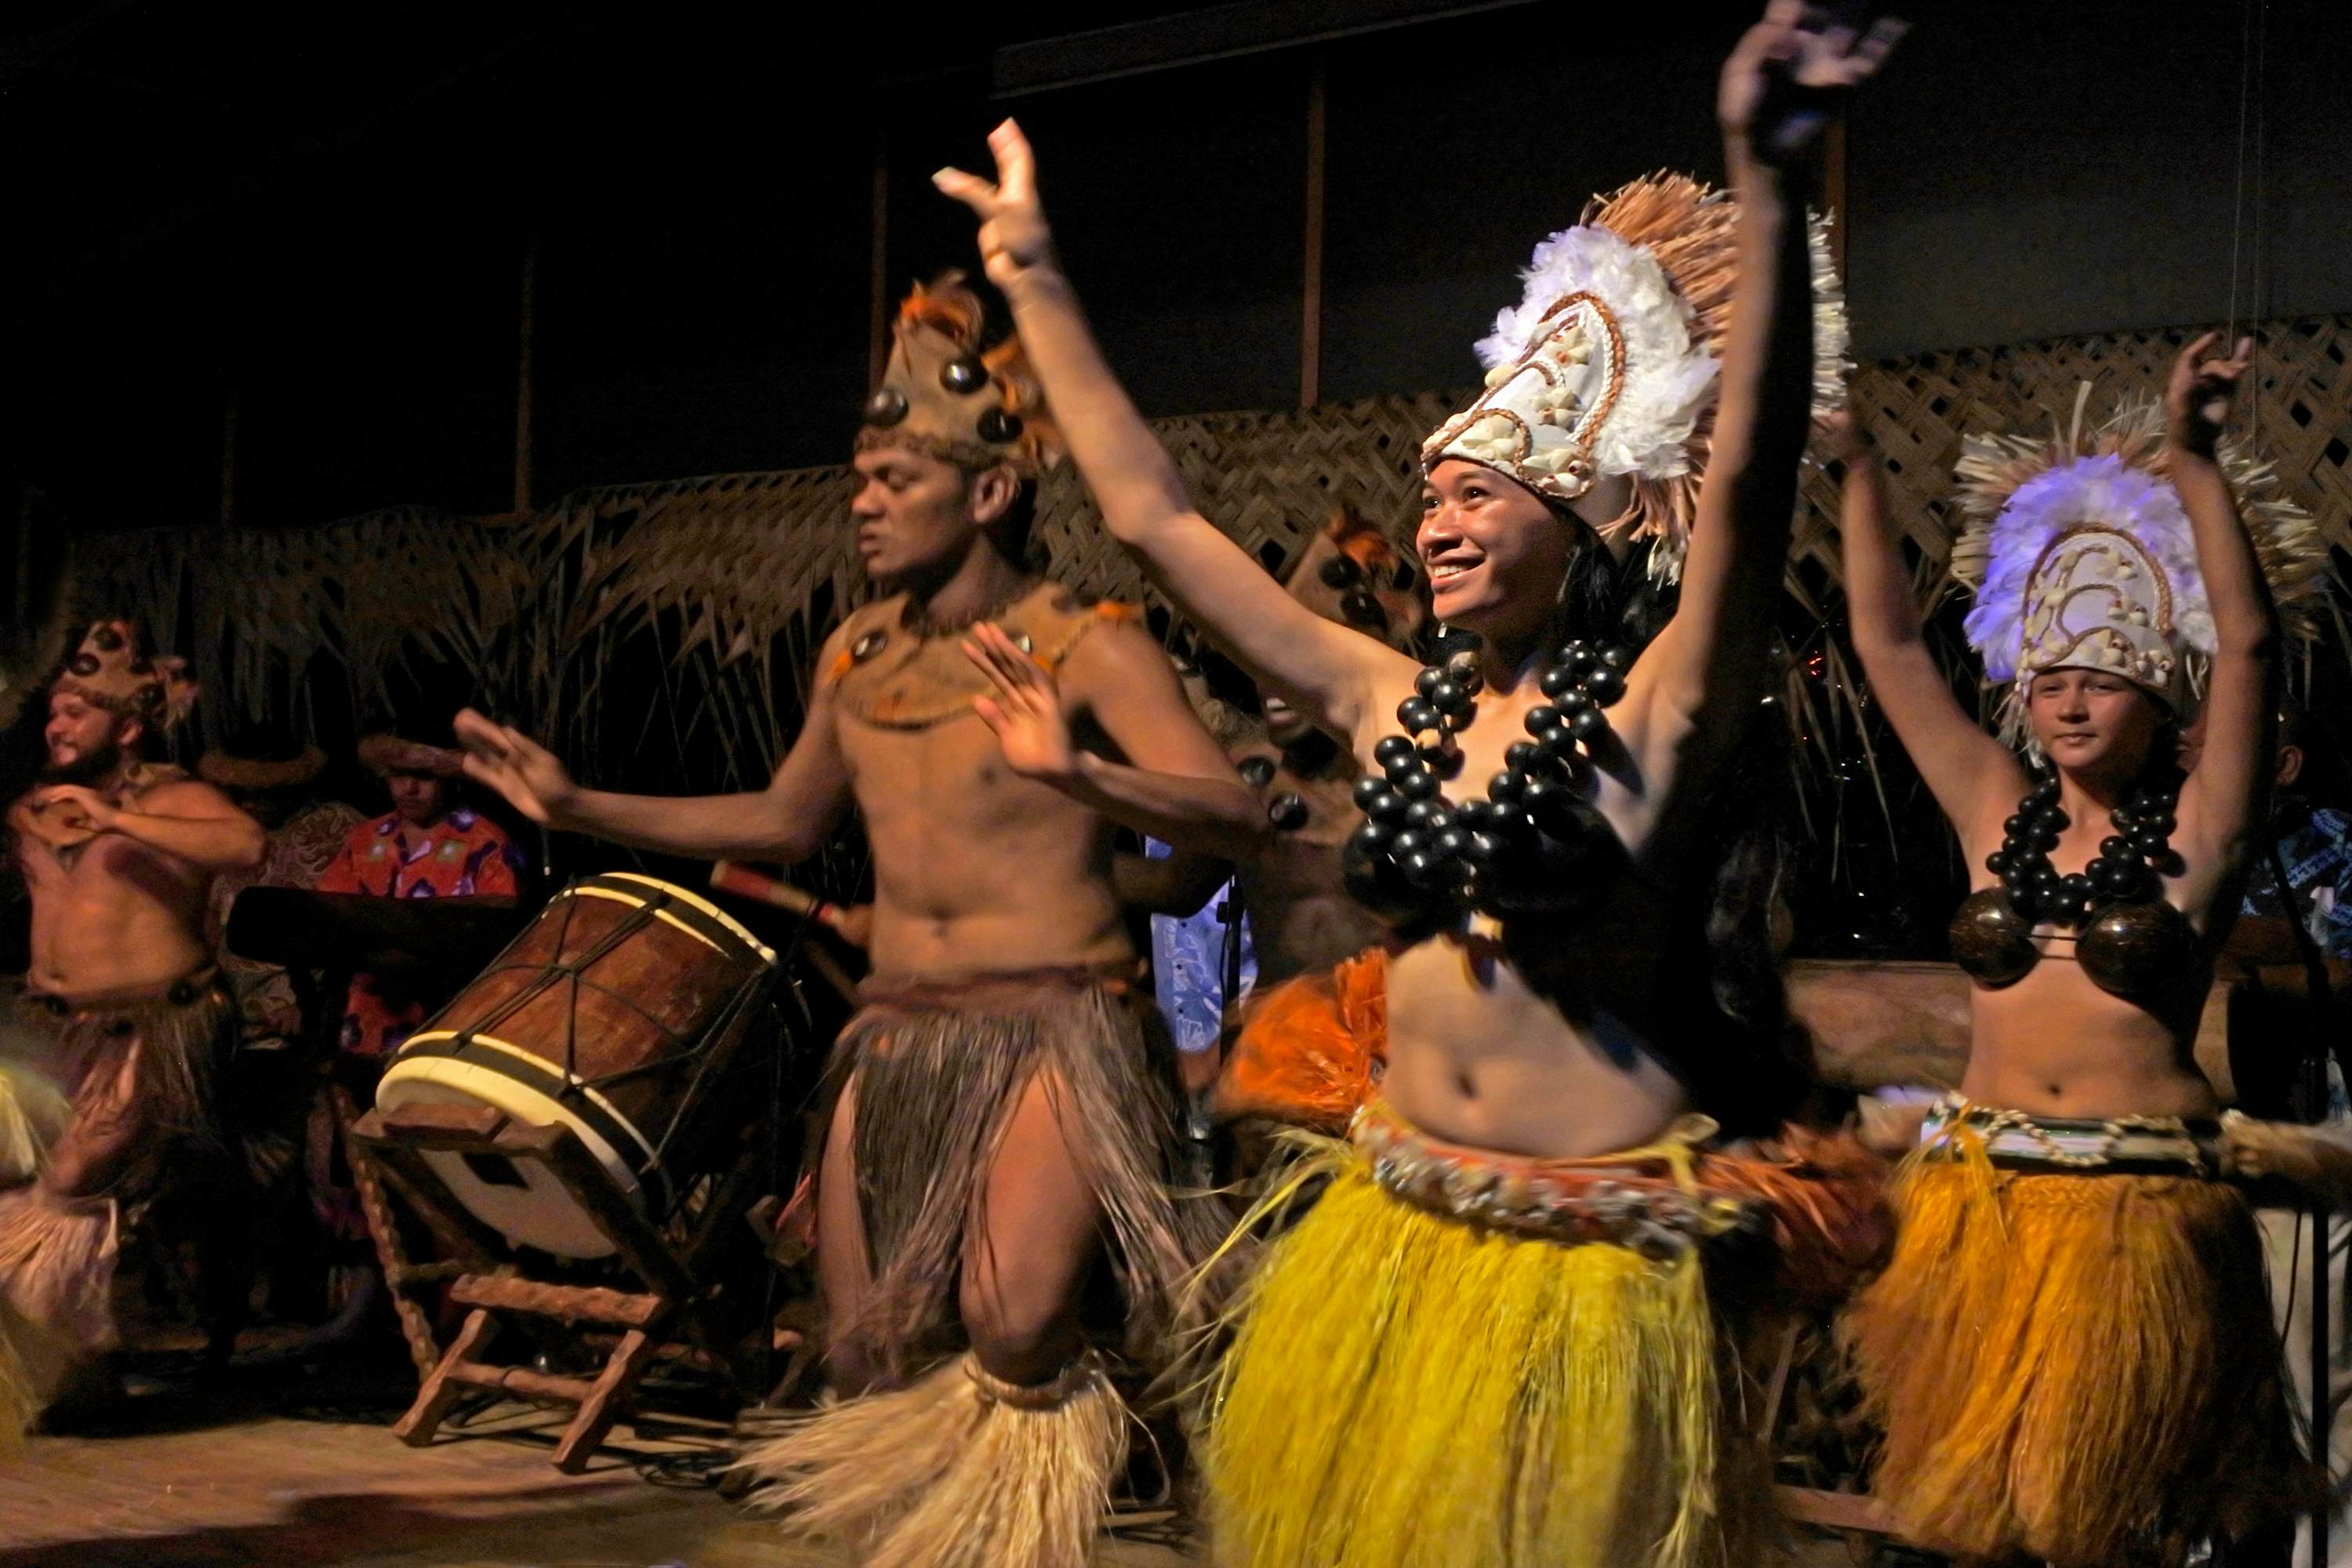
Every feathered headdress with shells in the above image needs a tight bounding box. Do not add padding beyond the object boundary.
[857,274,1063,478]
[1951,387,2328,741]
[1421,172,1849,583]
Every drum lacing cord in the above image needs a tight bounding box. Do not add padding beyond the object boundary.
[441,878,772,1222]
[451,882,702,1097]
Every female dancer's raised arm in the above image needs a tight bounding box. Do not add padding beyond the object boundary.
[1639,8,1904,739]
[2163,332,2281,912]
[1831,412,2024,837]
[936,129,1415,745]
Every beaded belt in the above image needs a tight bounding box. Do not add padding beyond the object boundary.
[1920,1095,2223,1177]
[1352,1098,1765,1259]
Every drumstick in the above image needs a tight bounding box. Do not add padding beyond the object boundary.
[710,862,853,937]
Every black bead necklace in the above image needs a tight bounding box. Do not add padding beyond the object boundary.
[1981,767,2181,927]
[1341,636,1629,917]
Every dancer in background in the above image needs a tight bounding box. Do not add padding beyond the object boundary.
[939,6,1899,1563]
[1836,337,2331,1566]
[0,619,263,1396]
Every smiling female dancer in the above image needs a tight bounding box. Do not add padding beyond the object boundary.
[1836,339,2332,1565]
[938,7,1902,1564]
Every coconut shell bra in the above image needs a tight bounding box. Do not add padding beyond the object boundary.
[1947,771,2194,1000]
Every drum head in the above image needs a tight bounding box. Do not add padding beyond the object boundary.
[377,1056,645,1260]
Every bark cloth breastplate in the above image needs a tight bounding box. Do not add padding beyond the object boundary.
[824,581,1131,730]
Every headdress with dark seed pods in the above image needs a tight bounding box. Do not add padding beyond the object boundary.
[856,274,1063,477]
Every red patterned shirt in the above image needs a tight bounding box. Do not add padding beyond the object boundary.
[317,807,524,1055]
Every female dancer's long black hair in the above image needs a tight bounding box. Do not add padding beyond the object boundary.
[1552,518,1813,1138]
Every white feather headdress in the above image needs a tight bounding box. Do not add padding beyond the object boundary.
[1421,172,1849,584]
[1951,389,2327,739]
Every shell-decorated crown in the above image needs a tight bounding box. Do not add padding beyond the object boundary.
[1951,388,2328,739]
[1421,172,1849,583]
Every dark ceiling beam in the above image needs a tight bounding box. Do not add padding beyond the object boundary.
[989,0,1542,97]
[67,21,554,277]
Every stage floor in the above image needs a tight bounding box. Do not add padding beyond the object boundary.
[0,1401,1196,1567]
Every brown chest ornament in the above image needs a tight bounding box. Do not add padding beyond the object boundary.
[826,580,1134,730]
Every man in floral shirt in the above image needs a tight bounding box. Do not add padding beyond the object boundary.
[316,732,525,1057]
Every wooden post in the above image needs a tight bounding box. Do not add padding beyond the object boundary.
[868,131,891,387]
[1298,51,1328,410]
[514,235,539,514]
[217,387,240,528]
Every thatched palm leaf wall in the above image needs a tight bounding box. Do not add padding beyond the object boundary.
[72,316,2352,800]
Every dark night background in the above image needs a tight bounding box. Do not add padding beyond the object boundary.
[5,1,2347,532]
[1,0,2347,963]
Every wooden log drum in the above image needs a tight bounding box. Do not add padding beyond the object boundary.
[375,872,776,1258]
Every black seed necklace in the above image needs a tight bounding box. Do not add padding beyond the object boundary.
[1342,637,1629,917]
[1981,768,2181,927]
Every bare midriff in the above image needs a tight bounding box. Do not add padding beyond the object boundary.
[1346,652,1697,1160]
[1381,885,1691,1160]
[846,713,1133,982]
[1962,941,2217,1120]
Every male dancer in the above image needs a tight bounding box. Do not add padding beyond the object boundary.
[456,277,1258,1566]
[0,619,263,1393]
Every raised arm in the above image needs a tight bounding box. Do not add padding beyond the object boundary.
[452,631,855,865]
[1636,5,1905,737]
[1831,412,2023,835]
[935,125,1414,742]
[965,619,1268,862]
[2165,332,2281,908]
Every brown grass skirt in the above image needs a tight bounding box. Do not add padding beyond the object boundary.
[1845,1143,2318,1566]
[0,975,235,1386]
[836,967,1228,1379]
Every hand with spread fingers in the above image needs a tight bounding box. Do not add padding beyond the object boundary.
[932,119,1059,296]
[2166,331,2255,457]
[965,622,1076,784]
[1719,1,1907,162]
[452,708,579,826]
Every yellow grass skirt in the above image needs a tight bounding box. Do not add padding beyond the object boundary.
[1200,1138,1761,1568]
[1845,1139,2313,1566]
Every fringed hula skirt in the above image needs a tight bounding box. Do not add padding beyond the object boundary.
[1846,1096,2321,1568]
[739,966,1230,1568]
[1201,1098,1889,1568]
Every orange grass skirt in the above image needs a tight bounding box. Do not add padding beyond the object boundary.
[1845,1134,2318,1566]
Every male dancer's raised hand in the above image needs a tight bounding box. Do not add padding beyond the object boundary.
[452,708,579,826]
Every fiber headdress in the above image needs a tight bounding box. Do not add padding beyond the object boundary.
[198,727,327,792]
[858,274,1062,477]
[1951,388,2327,740]
[1421,172,1849,583]
[357,732,465,778]
[49,617,197,730]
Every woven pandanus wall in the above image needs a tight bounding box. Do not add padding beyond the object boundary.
[68,315,2352,789]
